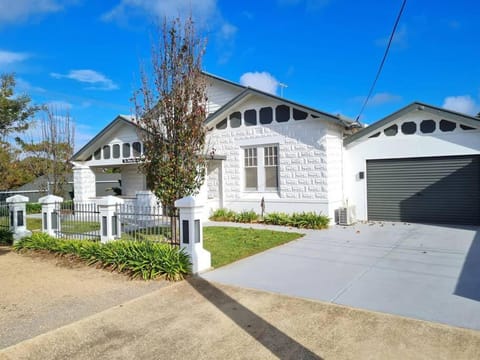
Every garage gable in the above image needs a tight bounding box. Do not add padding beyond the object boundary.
[345,102,480,147]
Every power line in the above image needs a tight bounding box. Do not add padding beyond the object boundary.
[355,0,407,124]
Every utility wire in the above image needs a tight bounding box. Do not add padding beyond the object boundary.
[355,0,407,124]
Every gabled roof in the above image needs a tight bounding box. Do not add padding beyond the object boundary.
[202,71,247,91]
[205,85,354,128]
[344,101,480,146]
[71,115,138,161]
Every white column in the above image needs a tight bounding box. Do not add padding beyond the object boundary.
[174,195,211,274]
[73,164,96,202]
[6,195,32,242]
[97,196,124,243]
[39,195,63,237]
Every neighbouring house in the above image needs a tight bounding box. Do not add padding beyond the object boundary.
[71,73,480,225]
[0,173,121,203]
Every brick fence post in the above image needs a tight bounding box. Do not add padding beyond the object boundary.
[6,195,31,242]
[39,195,64,237]
[174,196,211,274]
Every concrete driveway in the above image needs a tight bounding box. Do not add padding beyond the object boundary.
[202,222,480,330]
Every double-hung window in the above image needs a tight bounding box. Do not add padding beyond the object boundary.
[244,145,279,191]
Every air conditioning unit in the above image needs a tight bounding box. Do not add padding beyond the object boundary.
[337,206,356,226]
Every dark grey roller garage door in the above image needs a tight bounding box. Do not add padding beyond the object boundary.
[367,155,480,225]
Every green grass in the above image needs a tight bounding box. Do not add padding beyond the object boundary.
[203,226,303,268]
[27,218,42,232]
[121,225,171,242]
[26,218,100,233]
[60,221,100,233]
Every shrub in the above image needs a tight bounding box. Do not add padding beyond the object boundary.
[26,203,42,214]
[290,212,330,229]
[209,208,236,222]
[234,210,259,223]
[14,233,191,281]
[263,211,330,229]
[263,212,290,226]
[0,229,13,245]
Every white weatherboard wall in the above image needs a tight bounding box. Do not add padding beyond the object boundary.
[206,79,243,115]
[344,110,480,221]
[206,96,345,219]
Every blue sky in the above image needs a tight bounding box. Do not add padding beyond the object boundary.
[2,0,479,149]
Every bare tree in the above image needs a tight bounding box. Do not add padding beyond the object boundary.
[19,106,75,196]
[133,17,208,216]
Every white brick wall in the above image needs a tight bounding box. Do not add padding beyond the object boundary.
[206,98,345,216]
[122,165,146,196]
[73,165,96,201]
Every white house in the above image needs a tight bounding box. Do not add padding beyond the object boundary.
[71,73,480,225]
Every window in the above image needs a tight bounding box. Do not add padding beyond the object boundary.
[216,118,227,129]
[244,109,257,126]
[293,108,308,120]
[401,122,416,135]
[276,105,290,122]
[384,124,398,136]
[369,132,380,138]
[244,145,279,191]
[244,148,258,190]
[112,144,120,159]
[230,112,241,128]
[420,120,435,133]
[103,145,111,159]
[132,142,142,157]
[440,119,456,132]
[259,107,273,124]
[94,148,101,160]
[264,146,279,189]
[460,124,475,130]
[123,143,131,158]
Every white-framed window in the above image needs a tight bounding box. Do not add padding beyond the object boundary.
[243,145,279,191]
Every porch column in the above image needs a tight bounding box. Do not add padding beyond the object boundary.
[175,195,211,274]
[6,195,31,242]
[39,195,63,237]
[97,196,124,243]
[73,163,96,203]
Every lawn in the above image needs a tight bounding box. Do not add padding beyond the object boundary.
[26,218,100,233]
[203,226,303,268]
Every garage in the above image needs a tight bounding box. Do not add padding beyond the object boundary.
[367,155,480,225]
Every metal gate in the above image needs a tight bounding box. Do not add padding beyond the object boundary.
[55,202,101,241]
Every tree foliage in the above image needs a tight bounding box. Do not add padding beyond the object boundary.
[133,17,208,211]
[0,73,39,140]
[18,106,75,196]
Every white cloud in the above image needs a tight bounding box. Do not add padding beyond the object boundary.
[102,0,217,25]
[375,24,408,49]
[277,0,330,10]
[353,92,402,106]
[50,69,118,90]
[240,71,279,95]
[46,100,73,110]
[218,22,237,41]
[15,78,46,93]
[0,0,77,25]
[442,95,480,115]
[0,50,30,65]
[369,92,402,106]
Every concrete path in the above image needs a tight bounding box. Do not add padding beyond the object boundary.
[202,222,480,330]
[2,278,480,360]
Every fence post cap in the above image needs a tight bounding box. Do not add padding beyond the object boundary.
[6,194,29,203]
[38,195,64,204]
[96,195,124,206]
[175,195,202,208]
